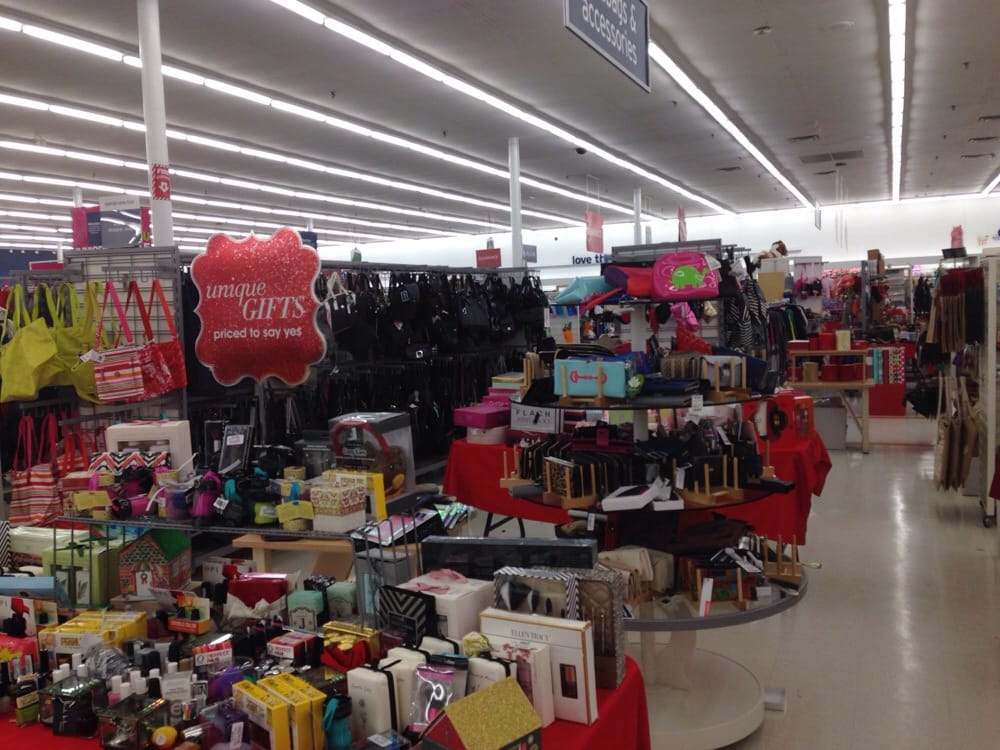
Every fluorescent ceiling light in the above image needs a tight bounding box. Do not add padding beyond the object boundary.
[270,0,325,25]
[887,0,907,202]
[48,104,123,127]
[0,222,57,232]
[21,24,123,61]
[0,150,478,235]
[0,17,658,219]
[0,91,587,225]
[0,15,23,32]
[648,44,812,210]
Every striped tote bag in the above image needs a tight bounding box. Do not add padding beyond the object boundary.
[93,280,146,403]
[7,414,62,526]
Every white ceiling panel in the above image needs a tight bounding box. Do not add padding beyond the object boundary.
[0,0,997,247]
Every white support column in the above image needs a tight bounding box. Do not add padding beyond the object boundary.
[72,187,83,207]
[305,218,314,232]
[137,0,173,247]
[508,137,523,267]
[633,188,642,244]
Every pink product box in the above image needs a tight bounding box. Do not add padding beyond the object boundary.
[454,404,511,429]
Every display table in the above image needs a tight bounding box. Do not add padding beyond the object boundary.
[678,429,831,544]
[542,655,651,750]
[442,438,571,532]
[626,573,808,750]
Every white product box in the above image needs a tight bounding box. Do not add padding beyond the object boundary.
[480,607,598,725]
[510,403,563,434]
[347,663,399,739]
[490,639,555,727]
[385,647,426,728]
[105,420,194,478]
[466,655,513,694]
[399,574,493,640]
[312,507,366,534]
[201,556,256,584]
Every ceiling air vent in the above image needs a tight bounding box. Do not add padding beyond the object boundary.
[715,166,742,172]
[978,115,1000,122]
[799,149,864,165]
[969,136,998,142]
[788,134,820,142]
[814,170,837,175]
[961,153,994,159]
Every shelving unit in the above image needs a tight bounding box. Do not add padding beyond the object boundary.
[787,349,874,453]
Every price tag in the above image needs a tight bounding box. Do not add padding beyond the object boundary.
[586,513,596,531]
[674,465,686,490]
[225,433,245,446]
[230,722,244,750]
[213,497,229,512]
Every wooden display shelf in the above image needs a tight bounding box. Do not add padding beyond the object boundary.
[789,349,868,357]
[232,533,355,578]
[791,380,874,389]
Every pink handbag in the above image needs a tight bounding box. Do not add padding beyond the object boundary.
[652,251,719,301]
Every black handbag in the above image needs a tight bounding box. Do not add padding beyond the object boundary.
[388,272,420,321]
[457,276,491,332]
[513,275,545,323]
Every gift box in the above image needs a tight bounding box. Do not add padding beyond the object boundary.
[454,404,511,429]
[259,674,326,750]
[821,363,841,382]
[267,630,322,666]
[786,340,810,351]
[118,530,191,597]
[232,680,291,750]
[818,331,836,350]
[258,675,319,750]
[42,538,124,607]
[480,607,598,725]
[399,572,493,640]
[422,677,542,750]
[0,634,39,665]
[226,573,289,623]
[283,466,307,481]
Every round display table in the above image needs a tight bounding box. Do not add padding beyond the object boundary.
[624,573,807,750]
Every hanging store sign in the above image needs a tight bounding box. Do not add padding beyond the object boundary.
[191,227,326,386]
[584,209,604,253]
[564,0,650,91]
[522,243,538,263]
[476,247,502,267]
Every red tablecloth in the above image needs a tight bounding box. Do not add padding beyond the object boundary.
[542,655,651,750]
[442,438,571,524]
[680,429,831,543]
[5,721,94,745]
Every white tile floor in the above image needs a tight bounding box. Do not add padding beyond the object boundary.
[678,446,1000,749]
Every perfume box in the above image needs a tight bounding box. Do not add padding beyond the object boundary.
[489,639,554,727]
[466,655,513,694]
[480,607,598,725]
[262,674,326,750]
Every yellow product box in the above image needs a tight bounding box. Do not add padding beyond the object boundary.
[258,675,319,750]
[232,680,291,750]
[283,466,307,481]
[266,673,326,750]
[39,610,147,651]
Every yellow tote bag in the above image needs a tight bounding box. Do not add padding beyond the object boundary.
[0,283,58,402]
[52,282,101,402]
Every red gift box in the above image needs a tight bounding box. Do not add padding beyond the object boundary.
[818,332,836,350]
[227,573,289,608]
[851,340,870,350]
[807,336,820,351]
[787,340,810,351]
[821,363,841,382]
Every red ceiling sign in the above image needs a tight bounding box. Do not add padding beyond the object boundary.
[476,247,502,267]
[191,227,326,386]
[584,209,604,253]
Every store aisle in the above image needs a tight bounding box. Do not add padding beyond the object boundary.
[695,446,1000,750]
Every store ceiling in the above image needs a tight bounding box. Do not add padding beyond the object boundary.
[0,0,998,250]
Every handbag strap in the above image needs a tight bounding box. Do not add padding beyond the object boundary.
[95,280,135,349]
[124,280,155,343]
[59,282,82,327]
[37,412,58,465]
[5,283,28,330]
[13,415,34,472]
[148,279,179,338]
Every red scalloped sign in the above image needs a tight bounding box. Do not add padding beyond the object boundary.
[191,227,326,386]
